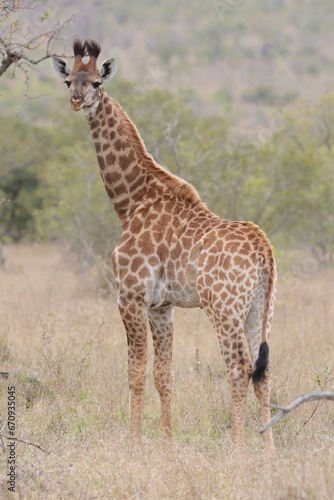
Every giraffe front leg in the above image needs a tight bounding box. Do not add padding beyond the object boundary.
[148,305,174,443]
[118,294,148,444]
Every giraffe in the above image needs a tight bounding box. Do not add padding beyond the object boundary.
[52,39,277,452]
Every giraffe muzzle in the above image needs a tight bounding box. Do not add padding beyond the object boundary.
[69,95,84,111]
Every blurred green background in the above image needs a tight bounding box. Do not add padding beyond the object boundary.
[1,0,333,270]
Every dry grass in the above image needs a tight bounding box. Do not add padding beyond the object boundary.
[0,244,333,499]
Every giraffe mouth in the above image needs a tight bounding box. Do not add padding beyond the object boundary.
[69,100,83,111]
[69,95,85,111]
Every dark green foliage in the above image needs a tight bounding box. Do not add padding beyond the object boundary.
[243,86,299,106]
[0,118,52,240]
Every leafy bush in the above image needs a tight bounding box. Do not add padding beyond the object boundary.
[0,118,53,241]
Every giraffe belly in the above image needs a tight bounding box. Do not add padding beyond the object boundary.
[150,268,201,309]
[169,287,202,308]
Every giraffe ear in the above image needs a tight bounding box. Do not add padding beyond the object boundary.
[52,57,71,79]
[100,58,117,81]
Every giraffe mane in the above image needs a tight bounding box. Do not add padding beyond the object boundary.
[110,98,204,207]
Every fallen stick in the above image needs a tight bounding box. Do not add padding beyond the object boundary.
[259,391,334,434]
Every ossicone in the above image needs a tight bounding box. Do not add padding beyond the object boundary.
[72,39,101,60]
[86,39,101,59]
[73,39,86,58]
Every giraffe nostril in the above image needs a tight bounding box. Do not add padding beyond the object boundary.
[71,95,83,102]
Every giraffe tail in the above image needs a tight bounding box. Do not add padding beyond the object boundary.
[251,342,269,383]
[251,252,277,384]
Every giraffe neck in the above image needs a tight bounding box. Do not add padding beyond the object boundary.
[86,90,205,223]
[86,90,149,221]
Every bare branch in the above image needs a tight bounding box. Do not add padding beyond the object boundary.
[0,3,77,113]
[1,1,37,17]
[0,48,21,77]
[25,34,46,50]
[259,391,334,434]
[189,147,219,168]
[0,7,77,77]
[161,110,221,176]
[162,111,184,176]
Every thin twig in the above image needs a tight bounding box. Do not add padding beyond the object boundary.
[295,403,321,437]
[76,319,106,378]
[22,271,44,330]
[0,433,50,454]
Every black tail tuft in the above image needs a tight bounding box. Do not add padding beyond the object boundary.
[252,342,269,383]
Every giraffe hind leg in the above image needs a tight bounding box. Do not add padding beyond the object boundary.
[253,363,275,453]
[244,299,275,452]
[204,304,252,450]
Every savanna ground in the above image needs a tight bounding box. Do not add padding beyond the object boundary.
[0,244,333,499]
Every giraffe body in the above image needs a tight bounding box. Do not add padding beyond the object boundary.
[53,40,277,451]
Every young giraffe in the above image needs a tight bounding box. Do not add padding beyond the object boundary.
[53,39,277,451]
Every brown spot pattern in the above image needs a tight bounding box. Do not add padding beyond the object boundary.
[80,87,277,453]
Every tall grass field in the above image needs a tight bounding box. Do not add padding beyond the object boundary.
[0,244,333,499]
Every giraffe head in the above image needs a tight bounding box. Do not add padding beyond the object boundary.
[52,39,117,112]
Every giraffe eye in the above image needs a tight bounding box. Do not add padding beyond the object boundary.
[92,81,102,89]
[64,81,71,88]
